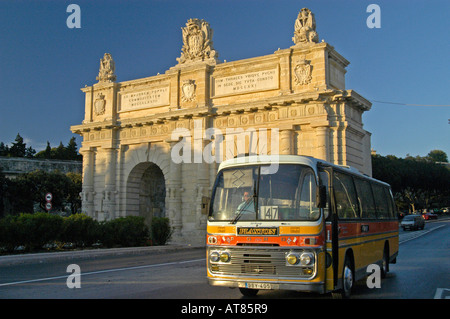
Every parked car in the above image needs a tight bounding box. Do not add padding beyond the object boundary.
[401,215,425,230]
[422,212,438,220]
[398,211,407,219]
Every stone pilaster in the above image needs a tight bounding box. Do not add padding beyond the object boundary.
[166,139,184,239]
[80,148,95,218]
[315,126,329,161]
[101,147,118,221]
[279,128,294,155]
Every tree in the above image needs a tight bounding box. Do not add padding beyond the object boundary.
[55,142,66,160]
[66,137,82,160]
[427,150,448,163]
[35,141,52,159]
[34,138,82,161]
[372,152,450,212]
[9,134,27,157]
[44,141,52,159]
[66,172,82,214]
[0,168,6,218]
[6,175,35,214]
[25,146,36,158]
[3,170,82,216]
[0,142,9,156]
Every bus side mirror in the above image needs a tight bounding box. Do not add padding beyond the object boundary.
[317,185,327,208]
[201,196,210,215]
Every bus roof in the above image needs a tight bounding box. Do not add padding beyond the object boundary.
[217,155,390,188]
[218,155,319,171]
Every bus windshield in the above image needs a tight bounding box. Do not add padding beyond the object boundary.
[209,164,320,222]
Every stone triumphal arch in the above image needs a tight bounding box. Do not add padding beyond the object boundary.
[71,8,372,244]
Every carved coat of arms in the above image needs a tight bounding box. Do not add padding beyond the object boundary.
[94,93,106,115]
[294,59,312,85]
[177,19,218,64]
[181,80,196,102]
[292,8,319,45]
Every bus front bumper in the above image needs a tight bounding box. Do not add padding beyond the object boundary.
[208,277,326,294]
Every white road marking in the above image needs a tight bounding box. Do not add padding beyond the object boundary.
[399,224,445,244]
[434,288,450,299]
[0,258,205,287]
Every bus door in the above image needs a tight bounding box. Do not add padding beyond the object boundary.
[330,169,362,293]
[318,166,339,291]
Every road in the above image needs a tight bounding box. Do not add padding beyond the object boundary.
[0,219,449,301]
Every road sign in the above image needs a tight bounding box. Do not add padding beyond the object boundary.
[45,193,53,202]
[45,202,52,211]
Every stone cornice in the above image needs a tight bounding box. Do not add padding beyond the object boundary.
[71,88,359,133]
[332,90,372,111]
[70,120,118,134]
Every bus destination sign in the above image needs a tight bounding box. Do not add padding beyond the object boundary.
[237,227,278,236]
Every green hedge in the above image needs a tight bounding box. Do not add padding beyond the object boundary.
[151,217,173,246]
[99,216,150,248]
[0,213,63,252]
[0,213,173,253]
[59,213,100,247]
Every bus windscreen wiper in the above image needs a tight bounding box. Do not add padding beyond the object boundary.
[230,198,254,224]
[230,168,260,224]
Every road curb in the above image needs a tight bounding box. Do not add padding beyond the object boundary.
[0,244,205,266]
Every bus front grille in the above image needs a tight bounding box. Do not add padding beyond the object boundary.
[208,247,315,278]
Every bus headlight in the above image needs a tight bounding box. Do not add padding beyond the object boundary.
[210,251,220,263]
[286,252,300,265]
[220,251,231,263]
[300,252,315,266]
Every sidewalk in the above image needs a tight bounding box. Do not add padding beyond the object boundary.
[0,243,205,266]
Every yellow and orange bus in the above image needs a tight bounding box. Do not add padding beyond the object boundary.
[206,155,398,298]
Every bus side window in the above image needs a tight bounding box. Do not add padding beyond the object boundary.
[372,184,390,219]
[333,171,359,219]
[298,171,319,220]
[354,178,377,219]
[384,187,396,219]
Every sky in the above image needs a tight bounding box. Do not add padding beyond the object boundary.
[0,0,449,159]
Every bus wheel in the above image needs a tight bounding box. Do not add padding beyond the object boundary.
[239,288,259,297]
[332,257,354,299]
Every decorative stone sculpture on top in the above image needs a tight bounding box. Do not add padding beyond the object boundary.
[176,18,219,65]
[96,53,117,83]
[292,8,319,45]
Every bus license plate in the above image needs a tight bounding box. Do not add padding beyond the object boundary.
[238,282,275,290]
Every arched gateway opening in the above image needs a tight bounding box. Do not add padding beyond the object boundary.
[126,162,166,226]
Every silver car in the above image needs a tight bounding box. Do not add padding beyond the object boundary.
[401,215,425,231]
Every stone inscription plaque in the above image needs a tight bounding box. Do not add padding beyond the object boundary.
[119,87,170,112]
[212,68,279,97]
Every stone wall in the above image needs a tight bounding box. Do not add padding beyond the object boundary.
[0,156,82,179]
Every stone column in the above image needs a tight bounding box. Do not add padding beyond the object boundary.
[194,131,210,230]
[279,128,294,155]
[166,139,183,239]
[101,147,117,221]
[80,148,95,218]
[315,126,329,161]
